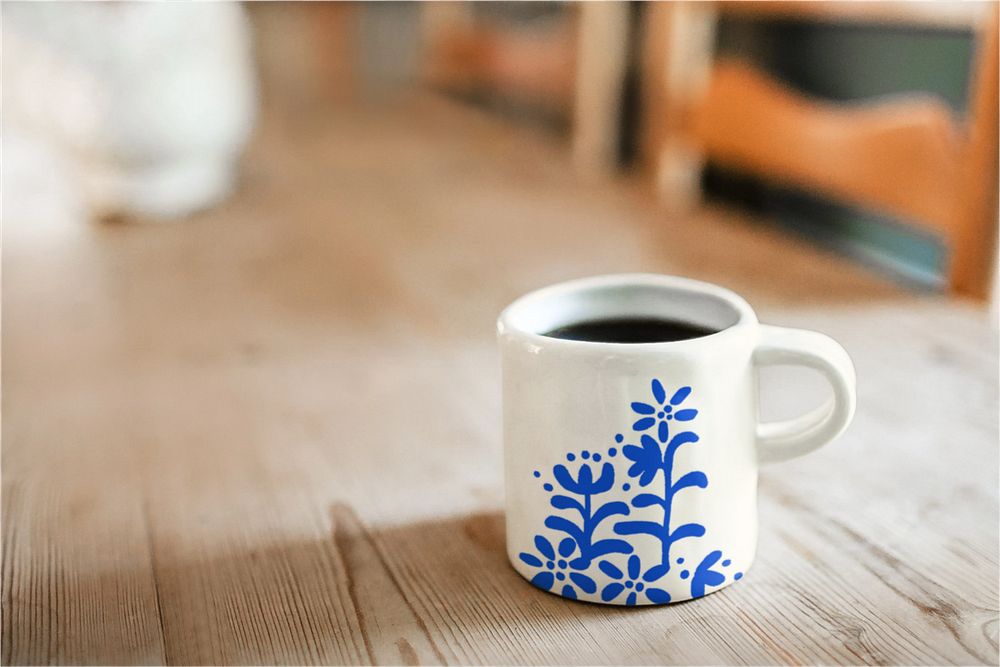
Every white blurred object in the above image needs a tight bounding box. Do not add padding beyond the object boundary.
[3,2,257,220]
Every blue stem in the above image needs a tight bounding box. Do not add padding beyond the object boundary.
[660,456,673,567]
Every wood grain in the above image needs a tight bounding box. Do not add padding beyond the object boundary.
[3,27,998,665]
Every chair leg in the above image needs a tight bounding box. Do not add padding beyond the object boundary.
[572,1,631,176]
[640,1,717,214]
[949,7,998,300]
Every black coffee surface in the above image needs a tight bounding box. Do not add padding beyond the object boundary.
[543,317,717,343]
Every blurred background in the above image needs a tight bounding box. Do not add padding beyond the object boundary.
[4,1,998,297]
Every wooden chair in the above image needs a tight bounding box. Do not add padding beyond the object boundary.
[420,2,632,175]
[641,1,999,299]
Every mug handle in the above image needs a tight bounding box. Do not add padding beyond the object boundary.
[754,324,857,464]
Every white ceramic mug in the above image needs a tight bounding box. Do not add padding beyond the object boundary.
[498,274,856,605]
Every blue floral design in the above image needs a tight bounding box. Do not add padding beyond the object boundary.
[617,394,707,569]
[543,458,632,566]
[631,379,698,443]
[518,535,597,599]
[598,555,671,605]
[553,461,614,495]
[689,550,740,598]
[519,379,742,605]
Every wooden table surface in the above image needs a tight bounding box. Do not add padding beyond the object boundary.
[3,94,998,665]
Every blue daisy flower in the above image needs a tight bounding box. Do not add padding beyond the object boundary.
[598,554,671,605]
[518,535,597,599]
[630,380,697,442]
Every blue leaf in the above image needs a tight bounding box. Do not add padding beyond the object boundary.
[674,409,698,421]
[601,582,625,602]
[670,386,691,405]
[702,570,725,587]
[622,444,644,462]
[535,535,556,560]
[651,379,666,404]
[668,431,700,447]
[519,552,543,567]
[672,471,709,494]
[561,585,577,599]
[665,431,699,462]
[614,521,663,538]
[569,557,590,570]
[626,591,637,606]
[598,560,623,579]
[591,501,629,527]
[570,572,597,594]
[589,539,633,558]
[631,401,655,414]
[640,434,661,454]
[530,571,554,590]
[627,554,640,579]
[552,465,578,492]
[643,563,670,582]
[589,463,615,494]
[698,549,722,570]
[632,417,656,431]
[544,516,584,542]
[631,493,664,508]
[668,523,706,544]
[558,537,575,558]
[550,495,584,513]
[646,587,671,604]
[658,420,669,443]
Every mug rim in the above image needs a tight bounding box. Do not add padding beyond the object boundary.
[497,273,758,349]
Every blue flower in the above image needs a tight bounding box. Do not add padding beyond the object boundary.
[598,555,671,605]
[552,461,614,495]
[630,380,697,442]
[622,434,662,487]
[518,535,597,599]
[690,550,728,598]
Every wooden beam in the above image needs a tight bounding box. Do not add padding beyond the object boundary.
[948,7,999,299]
[572,1,631,175]
[691,59,964,236]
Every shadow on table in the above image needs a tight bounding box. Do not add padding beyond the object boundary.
[133,507,672,665]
